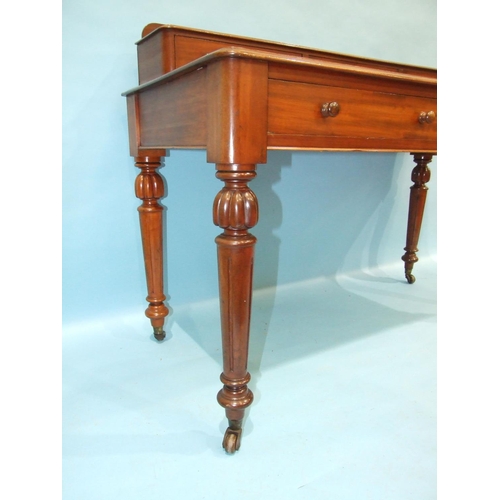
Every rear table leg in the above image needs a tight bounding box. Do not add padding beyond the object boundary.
[135,155,169,339]
[402,153,433,284]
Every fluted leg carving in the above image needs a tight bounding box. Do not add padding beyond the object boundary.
[135,156,169,340]
[402,153,433,284]
[213,165,258,453]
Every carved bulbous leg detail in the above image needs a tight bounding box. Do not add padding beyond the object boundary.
[213,166,258,453]
[402,153,433,284]
[135,156,169,339]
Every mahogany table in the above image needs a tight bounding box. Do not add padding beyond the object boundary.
[123,24,437,453]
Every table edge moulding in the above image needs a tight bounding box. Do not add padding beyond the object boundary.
[122,24,437,454]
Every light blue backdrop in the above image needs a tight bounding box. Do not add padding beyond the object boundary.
[62,0,437,326]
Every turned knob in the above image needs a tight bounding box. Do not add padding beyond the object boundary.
[418,110,436,124]
[321,101,340,117]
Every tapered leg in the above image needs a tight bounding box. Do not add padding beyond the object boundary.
[135,156,169,339]
[402,153,433,284]
[213,165,258,453]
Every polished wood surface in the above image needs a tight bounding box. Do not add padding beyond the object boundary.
[134,155,169,341]
[123,24,437,453]
[136,24,436,84]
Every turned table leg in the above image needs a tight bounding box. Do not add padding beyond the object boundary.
[213,165,258,453]
[135,155,169,340]
[402,153,433,284]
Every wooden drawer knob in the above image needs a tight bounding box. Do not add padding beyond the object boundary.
[418,110,436,124]
[321,101,340,117]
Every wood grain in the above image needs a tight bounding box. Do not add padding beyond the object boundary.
[123,24,438,453]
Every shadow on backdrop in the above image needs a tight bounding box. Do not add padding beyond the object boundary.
[170,151,433,374]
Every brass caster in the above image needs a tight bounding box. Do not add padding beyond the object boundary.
[405,272,416,284]
[153,326,166,341]
[222,427,242,454]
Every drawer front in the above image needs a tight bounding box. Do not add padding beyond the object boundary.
[268,80,437,145]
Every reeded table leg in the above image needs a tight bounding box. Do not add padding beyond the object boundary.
[135,155,169,339]
[402,153,433,284]
[213,165,258,453]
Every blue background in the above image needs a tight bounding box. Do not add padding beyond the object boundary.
[62,0,437,327]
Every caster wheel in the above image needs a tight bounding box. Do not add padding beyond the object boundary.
[223,433,237,454]
[405,273,416,284]
[153,326,166,341]
[222,427,242,454]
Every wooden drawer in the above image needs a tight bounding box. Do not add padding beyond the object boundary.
[268,79,437,147]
